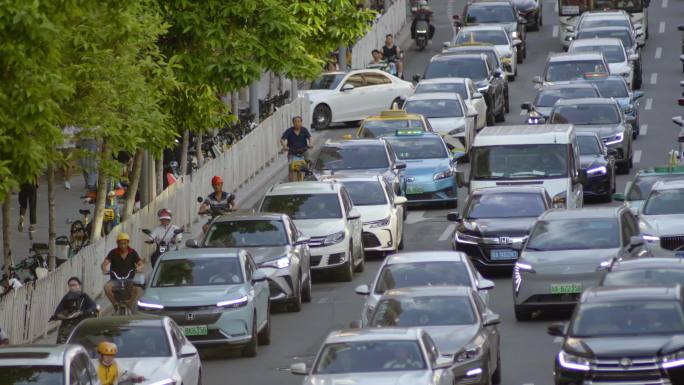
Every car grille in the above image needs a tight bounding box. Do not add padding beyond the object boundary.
[660,236,684,251]
[308,236,326,248]
[187,329,231,342]
[362,232,381,248]
[328,252,344,265]
[588,357,668,384]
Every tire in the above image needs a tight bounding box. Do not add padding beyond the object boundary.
[312,104,332,130]
[492,353,502,385]
[257,305,271,345]
[504,91,510,113]
[354,246,365,273]
[301,269,312,303]
[337,242,354,282]
[242,317,258,357]
[514,306,532,321]
[289,277,302,312]
[508,72,516,82]
[517,51,523,64]
[391,98,403,110]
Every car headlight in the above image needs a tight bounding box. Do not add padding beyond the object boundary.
[137,300,164,310]
[365,216,390,228]
[261,255,290,269]
[603,132,624,146]
[455,231,480,244]
[586,166,607,175]
[552,191,567,208]
[511,31,519,38]
[216,296,248,308]
[434,169,454,180]
[565,36,574,41]
[558,350,591,371]
[662,350,684,369]
[454,345,482,363]
[448,126,466,135]
[323,231,346,246]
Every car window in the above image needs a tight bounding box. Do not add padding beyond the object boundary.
[527,218,620,251]
[365,73,392,85]
[315,145,390,170]
[204,220,288,247]
[545,60,608,82]
[550,104,620,125]
[603,269,684,286]
[261,193,343,219]
[626,175,684,201]
[341,180,388,206]
[572,44,626,63]
[385,137,448,160]
[288,219,300,243]
[311,73,346,90]
[623,211,638,241]
[314,341,426,373]
[69,360,81,385]
[577,135,602,155]
[344,74,365,88]
[3,366,64,385]
[153,257,243,287]
[245,255,257,281]
[468,80,477,97]
[382,179,395,204]
[375,261,471,293]
[472,292,487,316]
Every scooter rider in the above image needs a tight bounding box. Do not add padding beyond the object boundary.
[145,209,182,267]
[101,233,144,312]
[96,341,145,385]
[382,34,404,79]
[199,176,237,232]
[50,276,98,343]
[280,116,313,182]
[411,0,435,41]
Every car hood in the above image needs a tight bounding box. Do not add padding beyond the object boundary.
[521,249,619,272]
[95,357,177,383]
[640,214,684,236]
[294,219,347,237]
[423,324,479,355]
[574,124,623,137]
[239,245,290,264]
[534,106,552,117]
[315,168,391,178]
[304,371,433,385]
[142,284,245,306]
[580,154,607,170]
[460,217,537,237]
[566,335,684,358]
[403,158,451,176]
[427,117,467,133]
[358,205,391,223]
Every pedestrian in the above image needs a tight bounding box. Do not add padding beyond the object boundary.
[0,327,9,345]
[18,181,38,233]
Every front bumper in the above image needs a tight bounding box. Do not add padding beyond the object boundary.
[452,357,491,385]
[513,270,603,311]
[306,239,349,270]
[555,356,684,385]
[260,266,297,303]
[404,177,458,204]
[582,172,611,197]
[454,237,523,271]
[362,225,395,252]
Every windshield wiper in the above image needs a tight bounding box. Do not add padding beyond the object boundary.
[510,171,548,178]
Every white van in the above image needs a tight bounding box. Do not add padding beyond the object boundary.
[460,124,585,208]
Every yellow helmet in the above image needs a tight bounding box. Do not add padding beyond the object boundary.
[97,341,118,355]
[116,233,130,242]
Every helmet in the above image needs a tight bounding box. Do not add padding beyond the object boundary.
[157,209,172,220]
[117,232,130,242]
[418,0,428,5]
[211,176,223,185]
[97,341,118,355]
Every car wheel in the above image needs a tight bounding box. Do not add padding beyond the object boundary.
[504,90,510,113]
[242,317,258,357]
[312,104,332,130]
[492,353,502,385]
[514,306,532,321]
[301,269,312,303]
[354,245,365,273]
[258,304,272,345]
[338,241,354,282]
[391,97,403,109]
[508,71,516,82]
[289,278,302,312]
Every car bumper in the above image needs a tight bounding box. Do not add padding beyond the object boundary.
[554,360,684,385]
[308,241,349,270]
[405,178,458,204]
[513,270,603,310]
[362,225,395,252]
[260,266,297,303]
[454,238,521,271]
[452,357,492,385]
[582,173,612,197]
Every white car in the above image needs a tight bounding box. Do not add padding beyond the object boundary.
[414,77,488,130]
[453,26,521,78]
[403,92,478,154]
[67,316,202,385]
[575,10,645,47]
[354,251,494,324]
[638,179,684,253]
[302,70,415,130]
[259,181,364,281]
[568,38,636,89]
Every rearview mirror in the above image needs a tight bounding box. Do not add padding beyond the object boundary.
[566,26,575,32]
[493,69,504,78]
[477,279,495,291]
[628,54,639,62]
[472,92,483,99]
[511,240,525,251]
[451,150,466,161]
[341,83,355,92]
[632,90,644,100]
[612,192,625,201]
[443,41,451,49]
[290,363,308,376]
[512,38,523,47]
[547,322,566,337]
[673,116,684,127]
[178,344,198,358]
[446,212,461,222]
[355,284,370,295]
[483,313,501,327]
[629,235,645,248]
[679,25,684,32]
[173,228,184,235]
[433,356,453,369]
[185,239,200,248]
[394,196,408,205]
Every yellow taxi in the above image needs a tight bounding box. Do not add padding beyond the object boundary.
[354,110,433,139]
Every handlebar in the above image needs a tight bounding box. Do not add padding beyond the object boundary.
[109,270,134,280]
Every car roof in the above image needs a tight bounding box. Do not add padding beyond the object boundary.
[381,285,473,298]
[540,83,599,91]
[418,77,469,85]
[459,25,508,32]
[578,26,632,33]
[364,110,424,121]
[323,138,386,147]
[472,185,548,195]
[266,181,342,195]
[406,92,463,101]
[213,212,284,222]
[582,10,629,18]
[540,206,623,220]
[161,248,242,260]
[0,344,86,366]
[431,53,487,62]
[548,52,605,62]
[74,315,165,330]
[321,175,383,183]
[386,251,468,265]
[570,37,623,47]
[553,97,617,106]
[474,124,574,146]
[611,257,684,271]
[652,179,684,191]
[581,285,682,303]
[325,328,422,344]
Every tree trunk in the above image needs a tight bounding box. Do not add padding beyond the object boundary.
[196,137,205,167]
[155,156,163,193]
[90,141,109,241]
[230,91,239,116]
[123,149,143,221]
[179,130,189,176]
[2,199,11,275]
[47,165,56,271]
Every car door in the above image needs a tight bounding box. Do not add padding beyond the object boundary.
[568,142,584,208]
[288,218,309,278]
[363,72,396,114]
[171,323,200,385]
[335,73,368,122]
[382,178,403,244]
[467,79,487,129]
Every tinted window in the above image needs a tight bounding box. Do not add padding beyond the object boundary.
[404,99,464,118]
[472,144,569,179]
[585,78,630,98]
[261,193,342,219]
[70,325,171,358]
[643,188,684,215]
[310,74,345,90]
[577,135,602,155]
[153,257,243,287]
[385,137,448,160]
[448,50,499,68]
[545,60,607,82]
[425,58,488,80]
[360,119,426,138]
[375,262,470,293]
[603,269,684,286]
[415,82,468,99]
[344,74,365,88]
[371,296,476,327]
[572,44,625,63]
[454,30,510,45]
[314,341,426,373]
[577,29,633,48]
[465,6,516,23]
[579,17,630,30]
[205,220,287,247]
[315,145,389,170]
[527,218,620,250]
[626,175,684,201]
[341,181,387,206]
[535,88,600,107]
[365,73,392,85]
[571,301,684,337]
[2,366,63,385]
[466,192,546,218]
[550,104,620,125]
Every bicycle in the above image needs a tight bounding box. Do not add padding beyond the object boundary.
[67,208,91,254]
[108,270,135,316]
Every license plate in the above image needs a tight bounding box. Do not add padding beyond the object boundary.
[490,249,518,260]
[182,325,208,336]
[406,186,424,194]
[676,251,684,258]
[550,283,582,294]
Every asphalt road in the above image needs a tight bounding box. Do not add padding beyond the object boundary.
[200,1,684,384]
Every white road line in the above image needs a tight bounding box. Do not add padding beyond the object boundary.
[552,25,559,38]
[645,98,653,110]
[659,21,666,33]
[662,0,668,8]
[633,150,642,164]
[317,297,329,304]
[405,210,427,224]
[655,47,662,59]
[438,224,456,242]
[650,73,658,85]
[554,1,559,12]
[640,124,648,136]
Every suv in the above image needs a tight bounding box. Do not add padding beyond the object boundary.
[638,179,684,252]
[536,52,609,85]
[258,181,364,281]
[0,344,101,385]
[613,165,684,214]
[452,26,522,77]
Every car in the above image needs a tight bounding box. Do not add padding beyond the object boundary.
[289,328,456,385]
[448,186,552,273]
[580,74,644,134]
[521,83,601,123]
[535,52,609,85]
[638,179,684,252]
[453,26,522,78]
[136,249,270,357]
[422,54,506,125]
[322,175,407,255]
[356,109,432,139]
[576,131,616,202]
[548,98,633,174]
[613,165,684,214]
[363,286,502,384]
[574,10,645,47]
[599,257,684,287]
[547,286,684,385]
[312,138,405,195]
[191,212,312,312]
[384,132,460,206]
[568,38,637,89]
[413,77,488,130]
[354,251,495,325]
[456,0,527,62]
[574,26,643,86]
[403,92,478,153]
[443,44,513,83]
[67,315,202,384]
[302,70,415,130]
[0,344,101,385]
[511,0,542,30]
[258,181,364,281]
[513,206,642,321]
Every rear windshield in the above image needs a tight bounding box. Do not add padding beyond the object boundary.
[626,174,684,201]
[465,5,516,23]
[545,60,607,82]
[360,119,425,138]
[577,30,634,48]
[205,220,287,247]
[375,261,470,294]
[550,104,620,125]
[415,82,468,99]
[572,45,625,63]
[535,87,600,107]
[404,99,464,118]
[466,192,546,218]
[261,193,342,219]
[585,78,629,98]
[527,218,620,250]
[315,145,389,170]
[454,30,509,45]
[341,180,387,206]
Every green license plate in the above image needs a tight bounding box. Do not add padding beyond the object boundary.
[550,283,582,294]
[406,186,424,194]
[182,325,208,336]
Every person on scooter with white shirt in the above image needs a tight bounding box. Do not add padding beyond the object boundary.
[145,209,182,267]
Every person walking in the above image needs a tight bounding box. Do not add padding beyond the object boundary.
[18,181,38,233]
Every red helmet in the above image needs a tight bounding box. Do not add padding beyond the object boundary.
[211,176,223,185]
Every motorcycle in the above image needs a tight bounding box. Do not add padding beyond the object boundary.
[414,19,430,50]
[367,60,398,76]
[142,227,184,268]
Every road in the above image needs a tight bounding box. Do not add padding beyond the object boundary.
[200,0,684,384]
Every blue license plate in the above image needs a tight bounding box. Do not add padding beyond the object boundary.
[676,251,684,258]
[490,249,518,260]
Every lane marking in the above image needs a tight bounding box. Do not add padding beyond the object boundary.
[633,150,642,164]
[659,21,666,33]
[655,47,662,59]
[640,124,648,136]
[438,224,456,242]
[645,98,653,110]
[662,0,668,8]
[554,1,559,11]
[405,210,427,224]
[552,25,559,38]
[650,73,658,85]
[317,297,329,304]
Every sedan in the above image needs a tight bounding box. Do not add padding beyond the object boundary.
[453,26,522,76]
[456,1,527,61]
[638,179,684,251]
[136,248,270,357]
[302,70,415,130]
[575,26,643,86]
[599,257,684,287]
[67,315,202,385]
[413,77,487,130]
[580,74,644,135]
[576,131,616,202]
[512,0,542,31]
[613,166,684,214]
[568,38,636,89]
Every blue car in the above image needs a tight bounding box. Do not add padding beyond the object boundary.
[384,130,460,206]
[581,74,644,138]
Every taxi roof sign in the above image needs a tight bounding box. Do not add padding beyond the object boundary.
[379,110,410,118]
[649,166,684,174]
[583,72,609,79]
[395,129,424,136]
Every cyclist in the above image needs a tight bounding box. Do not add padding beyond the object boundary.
[100,233,143,312]
[50,277,98,343]
[281,116,313,182]
[145,209,182,267]
[96,341,145,385]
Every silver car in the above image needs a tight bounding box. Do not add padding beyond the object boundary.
[513,207,641,321]
[289,328,455,385]
[0,344,101,385]
[638,179,684,252]
[355,251,494,325]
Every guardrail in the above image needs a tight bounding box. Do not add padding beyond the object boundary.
[351,0,408,70]
[0,98,310,344]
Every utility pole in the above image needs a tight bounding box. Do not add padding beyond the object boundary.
[249,81,260,124]
[338,44,348,71]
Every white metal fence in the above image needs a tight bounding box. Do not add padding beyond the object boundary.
[351,0,408,70]
[0,98,310,344]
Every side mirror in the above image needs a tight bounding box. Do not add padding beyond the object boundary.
[196,196,204,203]
[520,102,532,111]
[394,162,407,170]
[394,196,408,205]
[578,169,588,185]
[446,212,461,222]
[349,320,362,329]
[341,83,355,92]
[512,38,523,47]
[632,90,644,100]
[433,356,453,369]
[477,279,495,291]
[679,99,684,107]
[348,208,361,220]
[295,235,311,245]
[532,76,543,85]
[472,92,483,99]
[483,312,501,327]
[612,192,625,201]
[178,343,198,358]
[679,25,684,32]
[566,25,576,33]
[547,322,566,337]
[629,235,645,248]
[142,229,152,236]
[456,171,469,188]
[412,74,421,83]
[290,363,308,376]
[493,69,504,78]
[628,54,639,62]
[252,270,267,283]
[185,239,200,248]
[355,284,370,295]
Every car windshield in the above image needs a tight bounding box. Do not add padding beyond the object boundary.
[152,257,243,287]
[341,181,387,206]
[404,99,464,118]
[626,174,684,201]
[415,82,468,99]
[577,30,634,48]
[1,366,63,385]
[310,73,345,90]
[314,341,426,374]
[572,44,625,63]
[315,145,389,170]
[586,79,630,98]
[526,218,620,250]
[360,120,425,138]
[579,17,630,30]
[385,137,448,160]
[449,50,500,68]
[603,269,684,286]
[472,144,569,179]
[577,135,602,155]
[467,192,546,218]
[69,325,171,358]
[535,88,600,107]
[425,58,488,80]
[545,60,607,82]
[261,193,342,219]
[550,104,620,125]
[643,188,684,215]
[371,296,476,327]
[571,301,684,337]
[455,30,509,45]
[375,261,470,294]
[465,6,516,23]
[205,220,286,247]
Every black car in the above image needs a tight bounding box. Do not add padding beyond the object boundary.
[511,0,542,31]
[448,186,551,273]
[577,132,616,202]
[521,83,601,124]
[600,256,684,287]
[422,53,506,125]
[548,285,684,385]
